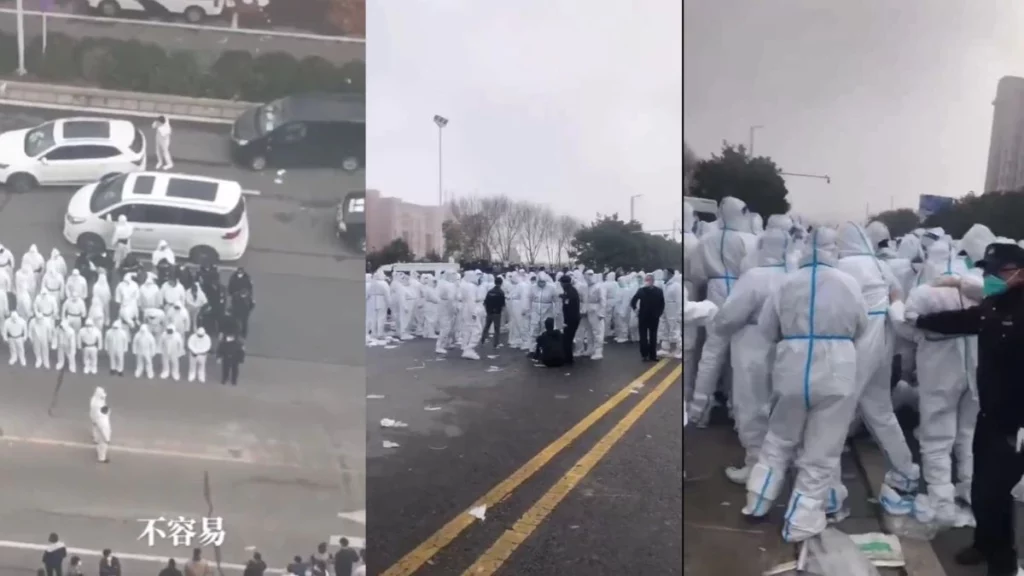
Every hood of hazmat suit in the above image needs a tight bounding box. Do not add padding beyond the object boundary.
[959,224,996,267]
[692,196,757,305]
[918,240,969,286]
[749,213,764,235]
[765,214,794,233]
[864,221,891,255]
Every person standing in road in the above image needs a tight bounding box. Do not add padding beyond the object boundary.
[159,558,184,576]
[481,276,505,348]
[217,333,245,386]
[229,289,255,339]
[184,548,212,576]
[631,272,666,362]
[242,551,266,576]
[41,532,66,576]
[558,275,581,364]
[98,549,121,576]
[152,115,174,170]
[334,538,361,576]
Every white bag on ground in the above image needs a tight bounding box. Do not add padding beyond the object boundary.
[800,528,882,576]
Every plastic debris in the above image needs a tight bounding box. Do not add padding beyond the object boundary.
[468,505,487,521]
[383,440,400,448]
[424,406,442,411]
[277,169,286,176]
[485,366,503,373]
[367,394,385,399]
[554,394,569,400]
[847,533,905,568]
[406,363,427,370]
[384,345,399,349]
[487,355,499,359]
[380,418,408,428]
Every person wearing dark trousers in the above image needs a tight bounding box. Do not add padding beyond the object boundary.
[334,538,361,576]
[911,242,1024,576]
[558,275,581,364]
[631,272,666,361]
[230,289,255,338]
[217,334,246,386]
[481,276,506,348]
[41,532,66,576]
[98,549,121,576]
[532,317,567,367]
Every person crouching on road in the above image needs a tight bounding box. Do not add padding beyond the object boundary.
[152,115,174,170]
[532,317,566,368]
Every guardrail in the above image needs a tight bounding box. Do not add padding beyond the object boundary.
[0,7,365,43]
[0,80,257,124]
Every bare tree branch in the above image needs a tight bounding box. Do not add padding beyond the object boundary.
[554,215,582,266]
[490,198,530,262]
[519,203,554,266]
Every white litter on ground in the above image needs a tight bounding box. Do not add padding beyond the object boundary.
[383,440,400,449]
[424,406,442,411]
[468,505,487,521]
[366,394,385,400]
[380,418,408,428]
[384,345,399,349]
[485,366,503,373]
[406,363,427,370]
[487,355,499,359]
[277,169,286,176]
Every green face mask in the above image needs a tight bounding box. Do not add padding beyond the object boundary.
[964,256,974,268]
[984,274,1009,297]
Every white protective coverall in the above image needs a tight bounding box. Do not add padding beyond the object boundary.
[132,325,157,378]
[364,273,373,337]
[115,276,139,306]
[28,313,52,369]
[659,273,683,358]
[628,273,642,341]
[864,221,892,256]
[367,271,390,339]
[54,321,77,373]
[506,273,529,349]
[187,327,212,382]
[613,274,633,343]
[688,197,758,418]
[584,270,607,359]
[0,244,14,283]
[87,299,106,331]
[707,229,790,481]
[434,272,459,353]
[161,279,185,310]
[3,311,27,366]
[153,116,173,169]
[682,203,702,391]
[64,269,88,301]
[159,326,184,380]
[139,277,162,312]
[104,320,129,375]
[890,234,924,383]
[15,261,37,302]
[683,286,720,429]
[112,214,134,269]
[959,223,997,267]
[458,271,483,359]
[743,227,869,543]
[836,222,920,493]
[602,272,618,338]
[891,243,979,525]
[529,273,557,338]
[33,288,58,326]
[93,270,112,321]
[165,303,189,336]
[22,244,44,283]
[420,275,439,338]
[45,249,67,280]
[90,386,111,462]
[398,274,419,340]
[78,318,103,375]
[151,241,175,267]
[62,296,87,333]
[408,272,424,336]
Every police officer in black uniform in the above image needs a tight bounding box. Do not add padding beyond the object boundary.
[217,333,245,386]
[229,289,255,338]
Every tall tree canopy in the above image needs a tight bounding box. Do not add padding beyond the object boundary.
[570,214,681,272]
[689,142,791,217]
[867,208,920,238]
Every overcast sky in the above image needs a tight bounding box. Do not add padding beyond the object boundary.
[366,0,683,234]
[685,0,1024,223]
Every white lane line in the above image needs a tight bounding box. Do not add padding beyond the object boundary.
[0,98,234,125]
[0,540,287,574]
[338,510,366,524]
[0,435,302,469]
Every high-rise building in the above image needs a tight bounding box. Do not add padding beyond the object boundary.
[984,76,1024,192]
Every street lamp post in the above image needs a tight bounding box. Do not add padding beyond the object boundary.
[748,124,763,156]
[629,194,643,222]
[433,115,448,206]
[15,0,26,75]
[780,171,831,184]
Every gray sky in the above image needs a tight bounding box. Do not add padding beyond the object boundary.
[366,0,683,233]
[685,0,1024,223]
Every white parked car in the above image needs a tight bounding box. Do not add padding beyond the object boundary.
[88,0,226,23]
[0,117,145,193]
[64,171,250,264]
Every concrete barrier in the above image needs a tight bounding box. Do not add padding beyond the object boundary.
[0,80,257,124]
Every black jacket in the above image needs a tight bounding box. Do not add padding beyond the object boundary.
[630,285,665,320]
[915,285,1024,433]
[42,542,66,569]
[559,284,581,322]
[229,272,253,296]
[98,556,121,576]
[484,287,506,315]
[535,329,566,367]
[218,338,246,364]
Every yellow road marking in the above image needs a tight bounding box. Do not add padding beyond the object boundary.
[461,363,682,576]
[380,359,672,576]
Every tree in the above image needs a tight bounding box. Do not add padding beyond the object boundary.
[923,190,1024,239]
[868,208,920,238]
[519,203,554,265]
[447,198,492,260]
[570,214,681,272]
[487,195,529,262]
[689,142,790,217]
[421,250,443,263]
[441,219,463,259]
[553,215,582,267]
[327,0,366,36]
[684,141,698,195]
[367,238,414,270]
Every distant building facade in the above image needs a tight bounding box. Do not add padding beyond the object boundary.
[985,76,1024,193]
[365,189,446,258]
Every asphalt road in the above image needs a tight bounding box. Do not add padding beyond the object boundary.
[0,106,365,573]
[365,337,683,575]
[0,9,363,65]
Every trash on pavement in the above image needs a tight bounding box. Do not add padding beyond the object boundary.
[383,440,400,448]
[380,418,408,428]
[485,366,503,373]
[468,505,486,521]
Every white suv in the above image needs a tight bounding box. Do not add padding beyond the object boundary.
[89,0,227,23]
[64,172,250,264]
[0,118,146,193]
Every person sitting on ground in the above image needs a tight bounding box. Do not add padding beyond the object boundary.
[159,558,184,576]
[532,317,566,367]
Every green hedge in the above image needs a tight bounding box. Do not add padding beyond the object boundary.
[1,32,364,102]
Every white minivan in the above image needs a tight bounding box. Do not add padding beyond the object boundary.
[63,172,250,264]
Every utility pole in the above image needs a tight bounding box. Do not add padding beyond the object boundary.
[629,194,643,222]
[433,114,449,206]
[748,124,763,156]
[15,0,26,75]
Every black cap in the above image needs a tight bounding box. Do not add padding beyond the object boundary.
[976,243,1024,274]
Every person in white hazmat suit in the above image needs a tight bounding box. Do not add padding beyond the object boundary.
[187,326,212,382]
[835,222,921,495]
[396,274,418,340]
[138,276,162,312]
[78,318,103,375]
[152,240,175,267]
[15,288,32,320]
[62,295,88,333]
[115,275,139,307]
[742,227,870,542]
[364,273,374,338]
[104,320,129,376]
[64,269,88,302]
[530,273,557,339]
[705,229,790,483]
[681,203,702,390]
[0,263,11,295]
[687,197,759,424]
[613,273,634,344]
[46,248,67,279]
[93,269,112,319]
[132,324,157,379]
[152,115,174,170]
[889,241,980,526]
[3,310,27,366]
[54,320,78,373]
[33,288,59,326]
[22,244,44,284]
[683,286,720,479]
[960,224,998,269]
[602,272,618,339]
[458,271,483,360]
[367,271,390,340]
[40,269,64,307]
[0,244,14,283]
[581,270,607,359]
[90,386,112,463]
[434,272,459,354]
[658,272,683,358]
[628,273,643,342]
[506,272,528,349]
[160,325,185,380]
[87,298,106,332]
[161,276,185,310]
[111,214,134,270]
[28,312,52,369]
[420,275,439,338]
[407,272,424,336]
[15,260,37,302]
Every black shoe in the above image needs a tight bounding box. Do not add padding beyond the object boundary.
[954,546,985,566]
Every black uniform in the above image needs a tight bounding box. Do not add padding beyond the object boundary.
[631,282,665,361]
[533,328,566,367]
[197,263,220,290]
[197,304,220,337]
[228,268,253,297]
[155,260,173,286]
[217,336,245,386]
[914,243,1024,575]
[230,290,255,338]
[558,278,581,363]
[176,265,195,290]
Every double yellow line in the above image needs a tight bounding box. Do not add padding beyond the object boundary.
[382,358,683,576]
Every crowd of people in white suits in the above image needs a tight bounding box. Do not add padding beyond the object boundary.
[365,265,685,361]
[680,194,1024,545]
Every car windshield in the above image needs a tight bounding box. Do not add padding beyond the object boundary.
[24,122,56,156]
[255,100,286,135]
[89,173,127,213]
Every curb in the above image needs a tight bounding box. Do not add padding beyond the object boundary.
[849,439,948,576]
[0,80,256,124]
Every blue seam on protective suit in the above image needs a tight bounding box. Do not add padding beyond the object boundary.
[783,493,802,541]
[947,252,974,389]
[752,468,773,516]
[828,488,838,513]
[719,227,735,294]
[801,230,820,411]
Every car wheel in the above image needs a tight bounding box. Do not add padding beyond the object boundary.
[250,155,267,171]
[183,6,206,23]
[189,245,220,266]
[7,173,36,193]
[342,157,360,172]
[101,172,122,181]
[76,233,106,256]
[98,0,119,17]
